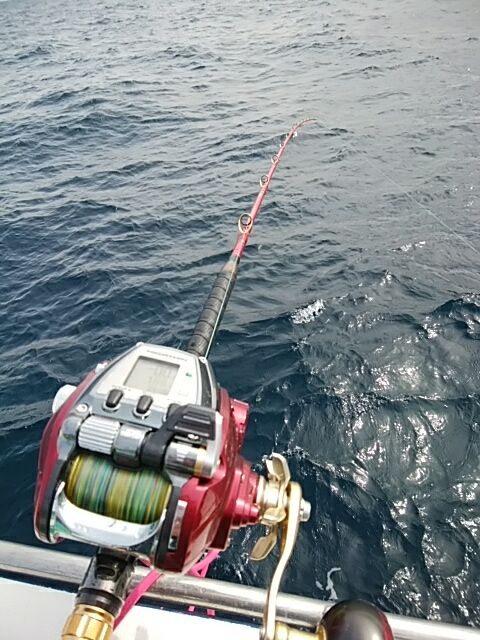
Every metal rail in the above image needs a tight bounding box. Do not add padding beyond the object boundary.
[0,542,478,640]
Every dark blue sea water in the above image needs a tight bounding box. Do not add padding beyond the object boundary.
[1,0,479,628]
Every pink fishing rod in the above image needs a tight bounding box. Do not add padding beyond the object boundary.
[188,119,316,358]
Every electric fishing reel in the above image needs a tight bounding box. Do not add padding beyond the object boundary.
[34,342,299,572]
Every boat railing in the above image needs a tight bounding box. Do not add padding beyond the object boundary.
[0,541,478,640]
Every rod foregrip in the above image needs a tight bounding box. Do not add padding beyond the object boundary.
[188,259,238,358]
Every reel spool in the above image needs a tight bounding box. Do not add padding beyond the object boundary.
[65,453,172,525]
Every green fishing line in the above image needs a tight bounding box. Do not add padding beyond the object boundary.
[66,453,171,524]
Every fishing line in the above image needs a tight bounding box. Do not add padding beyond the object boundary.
[307,120,480,259]
[360,154,480,259]
[65,453,172,524]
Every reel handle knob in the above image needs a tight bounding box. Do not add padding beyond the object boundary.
[273,601,394,640]
[320,600,394,640]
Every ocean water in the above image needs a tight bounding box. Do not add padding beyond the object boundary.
[1,0,479,628]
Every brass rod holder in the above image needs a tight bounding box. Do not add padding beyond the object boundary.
[61,604,114,640]
[275,622,326,640]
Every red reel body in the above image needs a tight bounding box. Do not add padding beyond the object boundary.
[34,344,261,573]
[162,390,260,572]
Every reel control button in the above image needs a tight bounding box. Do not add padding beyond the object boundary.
[136,395,153,415]
[62,416,83,439]
[105,389,123,409]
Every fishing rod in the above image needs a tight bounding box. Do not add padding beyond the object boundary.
[32,120,393,640]
[188,118,316,358]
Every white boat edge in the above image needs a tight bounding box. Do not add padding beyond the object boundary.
[0,542,479,640]
[0,576,258,640]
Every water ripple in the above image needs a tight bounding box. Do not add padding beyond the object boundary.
[1,0,479,628]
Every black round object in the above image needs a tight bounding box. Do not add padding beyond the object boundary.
[321,600,393,640]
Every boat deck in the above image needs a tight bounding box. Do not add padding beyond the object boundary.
[0,576,256,640]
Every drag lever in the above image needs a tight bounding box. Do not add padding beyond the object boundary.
[252,454,311,640]
[251,455,289,561]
